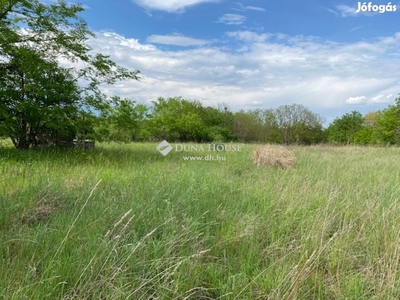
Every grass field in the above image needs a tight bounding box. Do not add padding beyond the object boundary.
[1,140,400,299]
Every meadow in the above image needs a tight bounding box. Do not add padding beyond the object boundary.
[1,140,400,299]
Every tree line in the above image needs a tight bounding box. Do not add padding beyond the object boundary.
[77,95,400,146]
[326,99,400,145]
[92,97,326,145]
[1,1,399,149]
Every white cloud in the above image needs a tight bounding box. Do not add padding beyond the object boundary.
[131,0,219,13]
[83,30,400,121]
[101,32,156,51]
[350,26,363,32]
[147,34,209,46]
[217,13,246,25]
[246,6,266,12]
[346,96,367,104]
[370,93,394,103]
[324,7,340,16]
[346,94,395,104]
[232,2,266,12]
[226,31,270,43]
[335,4,358,17]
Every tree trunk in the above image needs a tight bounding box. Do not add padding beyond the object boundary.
[14,121,30,149]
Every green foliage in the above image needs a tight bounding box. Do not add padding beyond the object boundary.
[198,104,235,142]
[0,0,140,149]
[353,127,373,145]
[326,111,365,145]
[147,97,237,143]
[207,125,235,142]
[1,0,90,63]
[149,97,209,142]
[262,109,283,143]
[233,110,261,143]
[375,97,400,145]
[326,96,400,146]
[233,109,278,143]
[232,105,324,145]
[0,46,81,148]
[94,97,151,143]
[274,104,325,145]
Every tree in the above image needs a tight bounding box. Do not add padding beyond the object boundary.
[197,105,234,142]
[375,96,400,145]
[0,47,82,148]
[326,111,364,145]
[352,111,380,145]
[149,97,210,142]
[274,104,325,145]
[232,109,280,143]
[364,111,381,128]
[261,109,282,143]
[231,105,324,144]
[232,110,260,143]
[0,0,140,149]
[95,97,151,143]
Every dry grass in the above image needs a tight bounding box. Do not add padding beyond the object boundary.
[20,195,63,226]
[22,204,56,225]
[252,144,296,168]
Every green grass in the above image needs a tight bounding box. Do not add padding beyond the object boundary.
[1,141,400,299]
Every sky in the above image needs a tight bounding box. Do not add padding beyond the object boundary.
[63,0,400,123]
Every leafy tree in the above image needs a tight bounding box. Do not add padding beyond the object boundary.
[232,110,260,143]
[132,103,152,141]
[364,111,381,128]
[231,105,323,144]
[353,127,373,145]
[261,109,281,143]
[274,104,325,145]
[232,109,280,143]
[326,111,364,145]
[375,96,400,145]
[352,111,380,145]
[246,109,269,142]
[96,97,150,143]
[0,47,81,148]
[0,0,140,149]
[198,105,235,142]
[149,97,209,142]
[108,97,140,143]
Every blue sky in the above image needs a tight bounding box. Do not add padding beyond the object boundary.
[63,0,400,123]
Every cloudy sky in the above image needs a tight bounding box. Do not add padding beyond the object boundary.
[74,0,399,124]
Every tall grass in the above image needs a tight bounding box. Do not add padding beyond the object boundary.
[1,142,400,299]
